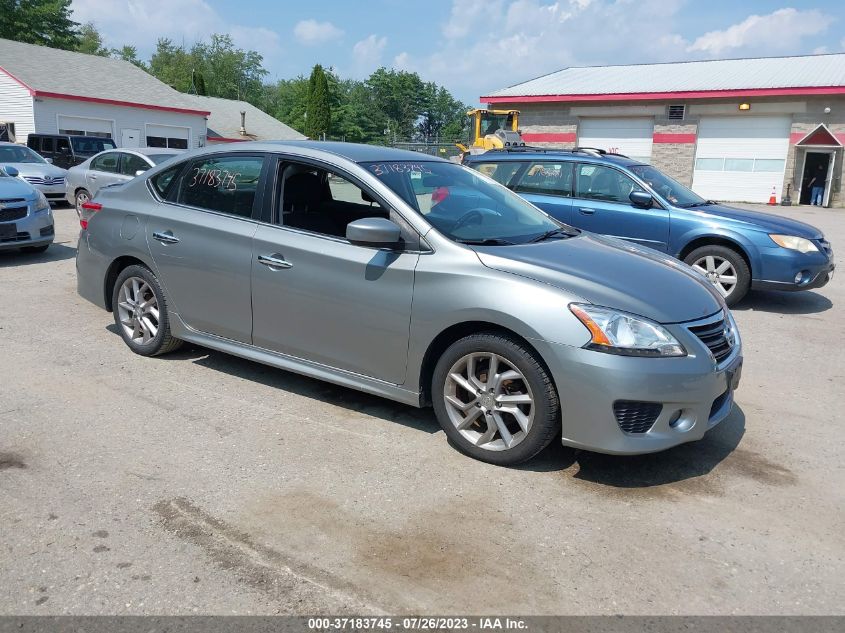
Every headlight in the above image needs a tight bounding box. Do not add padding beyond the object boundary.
[769,234,818,253]
[34,191,50,212]
[570,304,686,357]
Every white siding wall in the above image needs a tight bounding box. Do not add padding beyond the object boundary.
[32,97,206,148]
[0,70,35,142]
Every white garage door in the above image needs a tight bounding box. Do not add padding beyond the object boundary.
[57,115,113,138]
[692,116,791,203]
[578,118,654,162]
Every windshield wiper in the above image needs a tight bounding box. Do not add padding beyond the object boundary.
[528,228,579,243]
[454,237,516,246]
[683,200,717,208]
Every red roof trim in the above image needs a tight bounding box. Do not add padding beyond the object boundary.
[0,65,36,95]
[653,133,696,144]
[521,132,576,143]
[482,86,845,103]
[33,91,210,116]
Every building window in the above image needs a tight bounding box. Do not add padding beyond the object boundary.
[667,105,686,120]
[147,136,188,149]
[59,128,112,139]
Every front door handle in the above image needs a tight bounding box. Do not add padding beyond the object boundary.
[579,207,596,215]
[152,231,180,244]
[257,253,293,269]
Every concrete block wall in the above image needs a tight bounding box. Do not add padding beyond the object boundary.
[651,121,698,186]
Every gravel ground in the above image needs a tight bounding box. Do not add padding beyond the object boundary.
[0,202,842,615]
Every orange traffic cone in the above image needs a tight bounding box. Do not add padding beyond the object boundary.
[768,186,777,205]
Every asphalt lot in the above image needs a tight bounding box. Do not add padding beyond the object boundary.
[1,202,843,615]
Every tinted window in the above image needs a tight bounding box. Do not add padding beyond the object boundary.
[575,164,644,204]
[91,152,120,173]
[473,162,524,186]
[120,153,150,176]
[72,137,116,154]
[41,138,55,153]
[27,137,40,151]
[150,163,184,198]
[56,137,70,153]
[176,155,263,217]
[513,161,573,197]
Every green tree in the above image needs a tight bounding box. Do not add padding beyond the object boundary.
[111,44,146,69]
[0,0,79,49]
[75,22,107,56]
[192,70,207,95]
[366,68,426,141]
[418,82,467,142]
[305,65,331,139]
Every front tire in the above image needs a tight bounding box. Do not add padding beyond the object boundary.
[112,265,182,356]
[432,332,560,466]
[684,245,750,306]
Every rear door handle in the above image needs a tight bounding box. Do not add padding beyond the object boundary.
[152,231,180,244]
[257,253,293,269]
[579,207,596,215]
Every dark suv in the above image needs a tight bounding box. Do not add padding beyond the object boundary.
[27,134,117,169]
[464,148,834,305]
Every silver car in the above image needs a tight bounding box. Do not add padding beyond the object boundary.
[66,147,183,215]
[75,142,743,465]
[0,142,68,204]
[0,166,54,252]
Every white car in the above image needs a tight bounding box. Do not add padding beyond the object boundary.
[0,142,68,204]
[65,147,183,214]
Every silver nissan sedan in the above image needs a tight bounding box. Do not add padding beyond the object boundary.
[75,142,742,465]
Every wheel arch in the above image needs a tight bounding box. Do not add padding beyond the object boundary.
[678,234,755,277]
[103,255,152,311]
[417,321,552,407]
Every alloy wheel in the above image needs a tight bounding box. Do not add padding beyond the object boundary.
[117,276,160,345]
[692,255,738,298]
[443,352,535,451]
[75,191,89,216]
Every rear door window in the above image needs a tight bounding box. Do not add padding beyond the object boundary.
[175,154,265,218]
[91,152,120,173]
[120,153,151,176]
[513,161,574,197]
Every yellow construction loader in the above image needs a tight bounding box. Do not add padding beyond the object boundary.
[456,109,525,156]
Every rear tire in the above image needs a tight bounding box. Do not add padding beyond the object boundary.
[112,265,182,357]
[432,332,559,466]
[684,245,750,306]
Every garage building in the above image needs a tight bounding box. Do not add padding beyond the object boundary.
[483,54,845,206]
[0,38,209,150]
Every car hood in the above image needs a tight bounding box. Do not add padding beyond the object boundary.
[0,176,37,199]
[474,233,724,324]
[4,162,68,178]
[685,203,822,239]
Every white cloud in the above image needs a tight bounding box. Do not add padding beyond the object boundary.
[688,8,829,56]
[393,51,411,70]
[352,34,387,68]
[71,0,280,63]
[293,19,344,46]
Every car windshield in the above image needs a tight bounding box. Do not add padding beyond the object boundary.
[148,153,177,165]
[362,161,573,245]
[71,138,117,154]
[629,164,708,207]
[0,145,46,164]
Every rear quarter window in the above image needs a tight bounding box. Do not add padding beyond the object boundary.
[150,163,185,199]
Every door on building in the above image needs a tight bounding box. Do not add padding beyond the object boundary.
[799,152,836,206]
[577,118,654,162]
[794,125,842,207]
[121,128,141,147]
[691,116,791,203]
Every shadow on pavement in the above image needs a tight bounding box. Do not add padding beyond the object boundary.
[733,289,832,314]
[0,241,76,267]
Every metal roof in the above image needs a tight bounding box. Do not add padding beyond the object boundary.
[0,38,209,115]
[183,95,306,141]
[484,54,845,99]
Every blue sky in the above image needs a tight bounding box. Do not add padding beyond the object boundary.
[71,0,845,104]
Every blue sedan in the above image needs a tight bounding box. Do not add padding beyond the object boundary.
[464,149,834,305]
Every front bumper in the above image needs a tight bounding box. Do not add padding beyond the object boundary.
[752,241,834,292]
[25,181,67,202]
[533,315,742,455]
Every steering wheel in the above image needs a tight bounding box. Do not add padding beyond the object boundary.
[452,207,498,232]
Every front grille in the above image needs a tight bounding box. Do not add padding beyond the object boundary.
[709,390,730,419]
[613,401,662,434]
[0,207,28,222]
[688,317,732,364]
[22,175,65,185]
[0,231,30,243]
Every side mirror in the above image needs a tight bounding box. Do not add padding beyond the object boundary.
[630,190,653,208]
[3,165,19,177]
[346,217,401,247]
[45,157,53,164]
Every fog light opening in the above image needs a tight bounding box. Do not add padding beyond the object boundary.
[668,410,682,427]
[669,409,695,432]
[794,270,810,285]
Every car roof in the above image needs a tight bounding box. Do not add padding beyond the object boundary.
[464,147,644,168]
[214,140,451,164]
